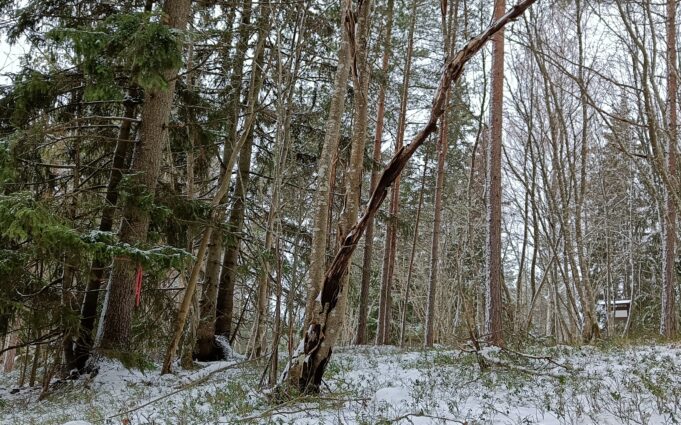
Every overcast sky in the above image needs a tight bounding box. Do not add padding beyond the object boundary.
[0,38,26,85]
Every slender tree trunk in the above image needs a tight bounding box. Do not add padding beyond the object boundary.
[661,0,678,338]
[574,0,600,342]
[484,0,505,348]
[400,157,427,347]
[211,0,254,343]
[280,0,537,393]
[302,0,352,332]
[96,0,192,351]
[189,35,226,361]
[249,10,302,359]
[268,236,284,386]
[29,344,40,387]
[161,1,269,374]
[63,112,82,375]
[425,102,448,348]
[214,130,254,338]
[376,0,417,346]
[356,0,394,346]
[425,0,458,348]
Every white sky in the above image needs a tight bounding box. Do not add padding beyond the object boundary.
[0,38,26,85]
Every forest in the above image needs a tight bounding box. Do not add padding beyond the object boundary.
[1,0,681,423]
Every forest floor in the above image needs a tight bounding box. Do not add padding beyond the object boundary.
[2,342,681,424]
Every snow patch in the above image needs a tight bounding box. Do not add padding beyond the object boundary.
[374,386,411,404]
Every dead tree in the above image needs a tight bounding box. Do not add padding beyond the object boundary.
[279,0,539,394]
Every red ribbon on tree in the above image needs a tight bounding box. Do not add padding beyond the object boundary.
[134,264,143,307]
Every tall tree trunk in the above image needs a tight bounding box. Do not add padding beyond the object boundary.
[425,0,458,348]
[249,10,303,358]
[356,0,394,346]
[75,92,139,369]
[661,0,678,338]
[332,0,372,351]
[302,0,352,332]
[280,0,537,394]
[376,0,415,345]
[180,87,198,367]
[96,0,192,351]
[161,0,269,374]
[190,35,226,361]
[484,0,505,348]
[74,0,154,372]
[214,131,254,338]
[574,0,600,342]
[425,104,448,348]
[212,0,256,340]
[63,102,82,375]
[400,156,427,347]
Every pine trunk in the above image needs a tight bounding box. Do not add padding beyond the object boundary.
[661,0,678,338]
[484,0,505,348]
[212,0,256,340]
[75,95,138,368]
[96,0,192,351]
[356,0,394,346]
[376,0,416,345]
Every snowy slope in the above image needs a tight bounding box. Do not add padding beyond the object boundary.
[2,344,681,424]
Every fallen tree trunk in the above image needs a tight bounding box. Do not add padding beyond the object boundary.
[279,0,539,394]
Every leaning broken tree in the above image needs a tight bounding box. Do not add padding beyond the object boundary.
[279,0,539,394]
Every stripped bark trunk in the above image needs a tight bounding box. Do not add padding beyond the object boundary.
[280,0,537,393]
[328,0,372,353]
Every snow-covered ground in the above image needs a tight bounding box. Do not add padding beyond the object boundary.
[2,344,681,424]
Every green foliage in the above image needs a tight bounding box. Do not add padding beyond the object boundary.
[49,12,184,99]
[0,192,191,270]
[11,71,58,126]
[0,139,16,189]
[0,192,85,254]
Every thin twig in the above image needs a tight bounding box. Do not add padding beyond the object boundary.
[104,356,263,422]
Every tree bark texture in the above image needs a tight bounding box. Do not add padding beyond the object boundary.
[484,0,506,348]
[302,0,352,332]
[97,0,192,351]
[661,0,678,338]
